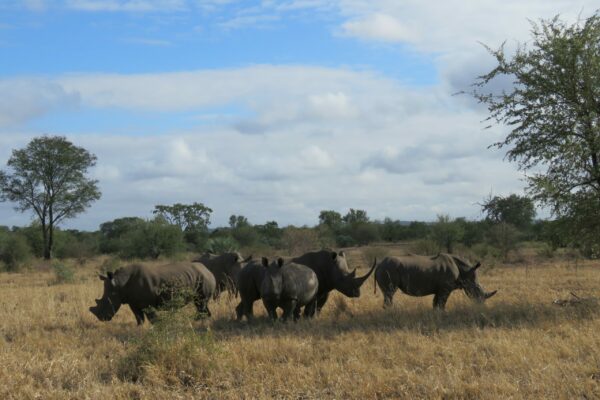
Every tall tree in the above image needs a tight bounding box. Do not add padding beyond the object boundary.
[318,210,342,229]
[153,202,212,232]
[472,13,600,249]
[0,136,101,259]
[430,214,464,253]
[481,194,536,230]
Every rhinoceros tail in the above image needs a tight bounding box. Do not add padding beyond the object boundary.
[373,259,377,295]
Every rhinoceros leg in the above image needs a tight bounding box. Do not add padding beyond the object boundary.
[235,301,244,321]
[433,289,452,310]
[302,298,318,319]
[382,288,396,308]
[129,305,145,325]
[194,297,211,318]
[304,292,328,317]
[280,298,297,322]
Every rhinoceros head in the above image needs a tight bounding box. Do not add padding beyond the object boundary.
[260,257,284,300]
[228,252,252,289]
[89,271,123,322]
[456,261,497,303]
[333,252,377,298]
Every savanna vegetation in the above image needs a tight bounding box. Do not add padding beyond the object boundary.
[0,247,599,399]
[1,11,600,400]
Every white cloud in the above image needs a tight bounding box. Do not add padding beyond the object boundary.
[0,79,80,127]
[341,13,415,43]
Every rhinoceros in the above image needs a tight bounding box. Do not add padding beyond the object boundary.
[292,250,376,316]
[235,250,375,321]
[260,257,319,322]
[374,253,497,310]
[192,252,252,298]
[235,259,265,321]
[89,262,216,325]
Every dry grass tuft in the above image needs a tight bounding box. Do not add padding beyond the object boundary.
[1,250,600,399]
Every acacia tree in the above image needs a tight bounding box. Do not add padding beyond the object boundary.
[0,136,101,259]
[481,194,536,230]
[472,13,600,251]
[153,202,212,248]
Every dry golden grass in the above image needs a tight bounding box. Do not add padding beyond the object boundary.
[1,250,600,399]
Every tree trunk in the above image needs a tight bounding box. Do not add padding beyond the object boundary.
[41,221,51,260]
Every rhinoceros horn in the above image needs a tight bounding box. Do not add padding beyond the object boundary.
[471,262,481,272]
[484,290,498,299]
[353,258,377,287]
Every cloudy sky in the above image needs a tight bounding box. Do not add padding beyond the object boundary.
[0,1,597,230]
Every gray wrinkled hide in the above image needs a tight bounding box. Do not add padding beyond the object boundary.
[89,262,216,325]
[374,254,497,310]
[260,258,319,322]
[193,252,251,298]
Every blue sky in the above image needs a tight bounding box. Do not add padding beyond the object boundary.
[0,1,597,230]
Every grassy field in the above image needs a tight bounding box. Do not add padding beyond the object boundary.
[1,247,599,399]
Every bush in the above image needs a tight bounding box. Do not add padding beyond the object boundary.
[471,243,501,261]
[120,219,185,259]
[204,236,239,254]
[281,227,320,255]
[0,233,32,272]
[118,299,219,386]
[52,262,75,284]
[408,239,439,255]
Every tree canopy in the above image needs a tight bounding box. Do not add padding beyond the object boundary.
[0,136,101,259]
[472,12,600,250]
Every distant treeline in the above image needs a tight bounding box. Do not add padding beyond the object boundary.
[0,195,579,272]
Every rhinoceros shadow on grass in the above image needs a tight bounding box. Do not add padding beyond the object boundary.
[209,299,600,340]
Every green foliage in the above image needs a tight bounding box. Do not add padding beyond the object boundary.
[119,218,185,259]
[53,229,100,260]
[229,214,249,228]
[254,221,282,248]
[0,135,101,259]
[52,262,75,284]
[318,210,343,229]
[380,218,409,242]
[430,214,465,253]
[343,208,369,225]
[481,194,536,230]
[204,236,239,253]
[99,217,145,254]
[153,203,213,250]
[487,223,521,261]
[473,13,600,254]
[0,231,31,272]
[118,299,218,385]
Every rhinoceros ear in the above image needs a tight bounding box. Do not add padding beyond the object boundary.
[261,257,269,267]
[338,251,346,258]
[107,271,114,280]
[277,258,284,268]
[471,262,481,272]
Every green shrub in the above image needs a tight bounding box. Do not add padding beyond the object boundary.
[120,218,185,259]
[0,233,32,272]
[52,262,75,284]
[204,236,239,254]
[118,298,219,385]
